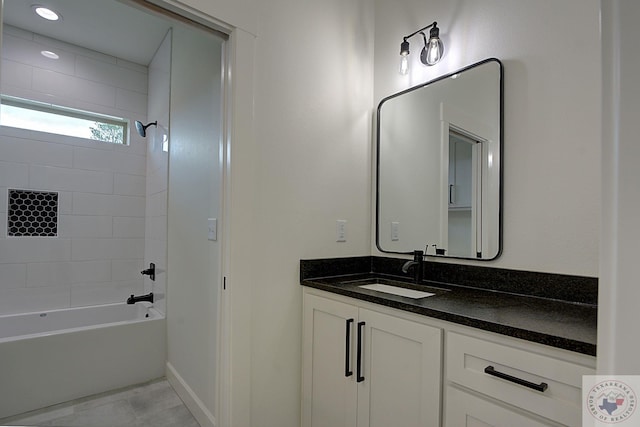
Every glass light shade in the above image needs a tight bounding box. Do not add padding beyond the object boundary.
[425,37,443,65]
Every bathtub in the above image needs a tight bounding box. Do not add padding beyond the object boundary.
[0,302,166,419]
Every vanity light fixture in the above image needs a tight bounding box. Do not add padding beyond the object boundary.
[399,21,444,75]
[32,5,61,21]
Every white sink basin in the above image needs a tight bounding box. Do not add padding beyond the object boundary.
[358,283,435,299]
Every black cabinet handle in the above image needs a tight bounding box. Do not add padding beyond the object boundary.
[357,321,365,382]
[484,365,548,392]
[345,319,354,377]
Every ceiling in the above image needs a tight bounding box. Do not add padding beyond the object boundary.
[2,0,173,65]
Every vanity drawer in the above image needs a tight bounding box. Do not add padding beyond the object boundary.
[446,331,594,426]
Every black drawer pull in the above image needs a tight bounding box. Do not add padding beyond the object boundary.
[357,321,365,382]
[345,319,354,377]
[484,366,548,392]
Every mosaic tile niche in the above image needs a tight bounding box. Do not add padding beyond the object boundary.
[7,189,59,237]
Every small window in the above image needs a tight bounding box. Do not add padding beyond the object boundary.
[0,96,128,145]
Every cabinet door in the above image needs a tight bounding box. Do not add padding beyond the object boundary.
[357,308,442,427]
[445,386,558,427]
[302,293,359,427]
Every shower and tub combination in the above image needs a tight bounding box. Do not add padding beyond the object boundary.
[0,301,165,419]
[0,5,171,418]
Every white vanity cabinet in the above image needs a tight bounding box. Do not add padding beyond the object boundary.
[445,386,559,427]
[444,331,596,427]
[302,290,442,427]
[302,287,596,427]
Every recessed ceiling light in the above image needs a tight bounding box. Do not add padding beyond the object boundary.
[41,50,59,59]
[32,5,61,21]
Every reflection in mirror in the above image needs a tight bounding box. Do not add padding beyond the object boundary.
[376,58,502,259]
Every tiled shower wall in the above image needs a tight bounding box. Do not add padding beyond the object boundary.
[0,25,150,314]
[144,31,171,315]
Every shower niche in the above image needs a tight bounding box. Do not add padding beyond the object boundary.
[7,189,59,237]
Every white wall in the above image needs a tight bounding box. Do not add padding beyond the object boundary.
[247,1,374,426]
[166,25,224,426]
[0,26,149,314]
[164,1,603,425]
[144,30,171,315]
[599,0,640,375]
[373,0,601,276]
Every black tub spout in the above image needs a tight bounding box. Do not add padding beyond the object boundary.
[127,292,154,304]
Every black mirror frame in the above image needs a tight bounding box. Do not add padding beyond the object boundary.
[375,57,504,260]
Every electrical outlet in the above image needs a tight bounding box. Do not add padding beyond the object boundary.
[336,220,347,242]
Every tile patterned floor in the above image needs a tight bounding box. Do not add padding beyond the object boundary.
[1,379,200,427]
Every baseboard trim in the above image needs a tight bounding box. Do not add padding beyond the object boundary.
[166,362,217,427]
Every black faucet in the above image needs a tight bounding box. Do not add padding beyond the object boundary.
[401,250,424,284]
[127,292,154,304]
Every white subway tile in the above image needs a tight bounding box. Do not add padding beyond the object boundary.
[29,164,114,194]
[1,59,33,89]
[0,161,28,188]
[146,168,168,196]
[72,193,145,217]
[0,126,114,152]
[72,146,115,172]
[113,217,145,238]
[69,260,113,284]
[75,56,147,93]
[70,280,143,307]
[144,242,167,271]
[33,33,117,65]
[145,216,167,241]
[114,173,146,196]
[113,151,146,176]
[32,68,117,108]
[146,191,167,217]
[116,88,147,114]
[58,215,113,238]
[71,238,145,261]
[111,259,144,282]
[116,58,147,74]
[26,260,112,287]
[0,211,6,237]
[26,261,71,287]
[0,286,70,315]
[0,238,71,263]
[146,143,169,178]
[2,34,75,75]
[0,263,27,290]
[3,25,34,40]
[58,191,73,214]
[116,134,147,157]
[0,134,74,168]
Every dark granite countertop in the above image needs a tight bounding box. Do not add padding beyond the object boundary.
[301,257,597,356]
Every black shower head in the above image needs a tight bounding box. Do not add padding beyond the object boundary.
[134,120,157,137]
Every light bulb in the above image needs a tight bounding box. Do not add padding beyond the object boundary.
[33,6,60,21]
[399,39,410,75]
[425,37,443,65]
[399,55,409,75]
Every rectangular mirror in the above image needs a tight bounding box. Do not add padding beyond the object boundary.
[376,58,503,259]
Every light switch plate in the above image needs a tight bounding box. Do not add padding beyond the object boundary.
[391,221,399,241]
[336,220,347,242]
[208,218,217,241]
